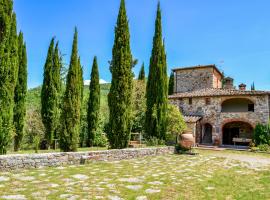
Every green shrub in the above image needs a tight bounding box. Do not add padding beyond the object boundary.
[175,143,190,154]
[258,144,270,152]
[253,123,270,146]
[145,137,165,146]
[166,104,186,144]
[94,132,108,147]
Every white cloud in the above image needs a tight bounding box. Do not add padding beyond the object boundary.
[84,79,109,85]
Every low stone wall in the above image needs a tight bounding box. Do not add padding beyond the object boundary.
[0,147,174,171]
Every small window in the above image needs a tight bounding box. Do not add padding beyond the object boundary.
[248,104,254,112]
[205,98,211,105]
[189,98,192,105]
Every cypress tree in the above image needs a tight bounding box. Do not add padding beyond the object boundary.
[78,57,85,147]
[145,2,168,140]
[138,63,145,81]
[52,41,62,141]
[41,39,62,148]
[108,0,133,149]
[59,28,82,152]
[87,56,100,147]
[0,1,18,154]
[168,71,174,95]
[13,32,27,151]
[41,38,55,148]
[251,82,255,91]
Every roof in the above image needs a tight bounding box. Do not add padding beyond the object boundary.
[169,88,270,99]
[172,64,223,77]
[184,116,202,123]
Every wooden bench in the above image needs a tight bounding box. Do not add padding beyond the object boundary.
[233,138,252,146]
[128,141,145,148]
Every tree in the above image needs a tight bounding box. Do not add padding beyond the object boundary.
[108,0,134,149]
[0,1,19,154]
[168,71,174,95]
[41,38,62,148]
[78,57,86,147]
[13,32,27,151]
[251,82,255,91]
[52,42,62,140]
[131,80,146,133]
[59,28,82,152]
[145,2,168,140]
[138,63,145,81]
[166,104,186,143]
[87,56,100,147]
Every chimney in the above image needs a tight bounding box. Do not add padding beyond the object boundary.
[223,77,234,89]
[239,83,246,91]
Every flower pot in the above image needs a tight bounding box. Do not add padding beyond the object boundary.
[179,132,195,149]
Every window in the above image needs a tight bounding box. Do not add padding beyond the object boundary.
[189,98,192,105]
[248,104,254,112]
[205,98,211,105]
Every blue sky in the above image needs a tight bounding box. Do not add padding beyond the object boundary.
[14,0,270,90]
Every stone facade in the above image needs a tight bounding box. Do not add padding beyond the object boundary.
[170,65,270,146]
[0,147,174,171]
[174,65,222,93]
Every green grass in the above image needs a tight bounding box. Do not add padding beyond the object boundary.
[7,147,108,155]
[1,150,270,199]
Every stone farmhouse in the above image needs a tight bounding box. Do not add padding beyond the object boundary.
[169,65,270,146]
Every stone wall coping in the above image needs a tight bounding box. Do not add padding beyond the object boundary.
[0,147,175,170]
[0,147,172,158]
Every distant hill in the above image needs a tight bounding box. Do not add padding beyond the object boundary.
[27,83,111,112]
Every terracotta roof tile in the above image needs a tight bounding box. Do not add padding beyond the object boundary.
[169,88,270,98]
[183,116,202,123]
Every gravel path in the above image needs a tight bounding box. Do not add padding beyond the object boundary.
[211,152,270,169]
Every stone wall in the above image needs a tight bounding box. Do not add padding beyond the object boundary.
[174,67,222,93]
[0,147,174,171]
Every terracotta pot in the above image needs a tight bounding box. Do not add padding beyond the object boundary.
[213,137,220,146]
[179,133,195,149]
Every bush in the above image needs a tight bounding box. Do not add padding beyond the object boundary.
[94,132,108,147]
[145,137,165,146]
[166,104,186,144]
[253,123,270,146]
[258,144,270,152]
[22,108,45,151]
[175,143,193,154]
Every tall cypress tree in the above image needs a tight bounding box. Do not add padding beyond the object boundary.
[251,82,255,91]
[138,63,145,81]
[13,32,27,151]
[41,39,62,148]
[41,38,55,148]
[0,1,18,154]
[108,0,133,149]
[145,2,168,140]
[78,57,85,147]
[52,41,62,140]
[168,71,174,95]
[87,56,100,147]
[59,28,82,152]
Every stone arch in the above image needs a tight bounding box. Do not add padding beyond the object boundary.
[222,119,254,145]
[221,118,256,129]
[220,97,255,105]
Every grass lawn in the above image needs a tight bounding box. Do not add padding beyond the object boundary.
[1,149,270,200]
[6,147,108,155]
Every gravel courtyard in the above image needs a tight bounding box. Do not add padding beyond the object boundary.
[0,150,270,200]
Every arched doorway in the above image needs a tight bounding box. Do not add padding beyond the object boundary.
[222,121,253,145]
[202,123,212,144]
